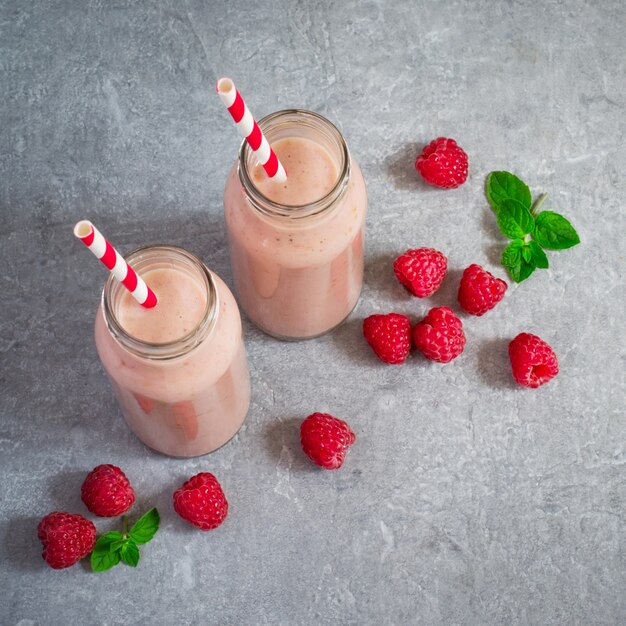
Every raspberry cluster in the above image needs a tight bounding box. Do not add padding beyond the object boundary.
[360,136,559,389]
[38,464,135,569]
[363,244,557,387]
[364,248,509,365]
[38,464,232,570]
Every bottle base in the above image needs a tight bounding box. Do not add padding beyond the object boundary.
[131,417,248,458]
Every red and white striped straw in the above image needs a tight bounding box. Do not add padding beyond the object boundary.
[73,220,158,309]
[216,77,287,183]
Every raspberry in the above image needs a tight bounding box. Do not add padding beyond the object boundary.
[413,306,466,363]
[415,137,468,188]
[509,333,559,388]
[393,248,448,298]
[300,412,355,470]
[173,472,228,531]
[37,512,96,569]
[81,464,135,517]
[458,264,508,316]
[363,313,412,364]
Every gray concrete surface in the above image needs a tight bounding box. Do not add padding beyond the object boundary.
[1,1,625,624]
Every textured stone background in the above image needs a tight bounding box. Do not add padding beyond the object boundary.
[1,1,625,624]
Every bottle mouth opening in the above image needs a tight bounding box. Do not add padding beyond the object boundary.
[102,245,218,360]
[238,109,350,219]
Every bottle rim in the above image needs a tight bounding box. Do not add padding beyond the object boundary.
[237,109,351,220]
[101,244,218,361]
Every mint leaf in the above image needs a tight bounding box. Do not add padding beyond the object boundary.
[91,542,122,572]
[129,508,160,544]
[91,548,120,572]
[521,245,532,263]
[502,239,522,267]
[120,540,140,567]
[93,531,123,551]
[486,171,532,212]
[528,241,549,269]
[532,211,580,250]
[501,240,536,283]
[497,199,535,239]
[110,539,126,552]
[91,532,124,572]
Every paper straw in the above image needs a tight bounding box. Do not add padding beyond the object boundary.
[73,220,158,309]
[216,77,287,183]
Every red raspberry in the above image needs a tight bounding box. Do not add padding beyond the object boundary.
[81,464,135,517]
[415,137,468,188]
[413,306,466,363]
[173,472,228,531]
[363,313,412,364]
[509,333,559,388]
[458,264,508,316]
[300,412,355,470]
[393,248,448,297]
[37,512,96,569]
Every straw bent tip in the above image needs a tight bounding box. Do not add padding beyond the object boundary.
[73,220,94,239]
[73,220,158,309]
[215,77,287,183]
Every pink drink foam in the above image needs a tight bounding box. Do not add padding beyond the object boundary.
[252,137,337,205]
[117,267,206,343]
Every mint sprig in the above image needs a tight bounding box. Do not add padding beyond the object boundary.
[486,172,580,283]
[91,508,160,572]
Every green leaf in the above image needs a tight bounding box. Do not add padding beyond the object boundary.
[90,532,124,572]
[120,540,140,567]
[91,544,122,572]
[528,241,549,269]
[129,508,160,545]
[497,199,535,239]
[501,240,536,283]
[532,211,580,250]
[486,171,532,212]
[92,531,123,551]
[521,245,532,263]
[501,239,523,271]
[110,539,126,552]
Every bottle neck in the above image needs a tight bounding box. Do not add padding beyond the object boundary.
[102,245,218,361]
[238,109,351,221]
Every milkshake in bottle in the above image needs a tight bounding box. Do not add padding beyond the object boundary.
[224,109,367,340]
[95,245,250,457]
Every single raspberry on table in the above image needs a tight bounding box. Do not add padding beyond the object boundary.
[300,412,355,470]
[393,248,448,298]
[458,264,508,316]
[37,512,96,569]
[173,472,228,531]
[415,137,468,188]
[509,333,559,388]
[81,464,135,517]
[363,313,412,364]
[413,306,466,363]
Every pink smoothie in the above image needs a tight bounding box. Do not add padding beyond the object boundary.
[224,135,367,339]
[117,267,207,343]
[252,137,337,205]
[95,262,250,457]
